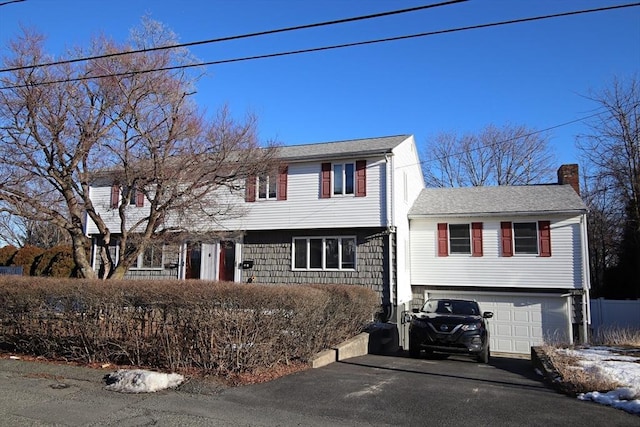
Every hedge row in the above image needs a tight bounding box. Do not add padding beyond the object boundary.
[0,245,76,277]
[0,277,379,376]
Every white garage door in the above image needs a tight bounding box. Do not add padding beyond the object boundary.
[427,291,571,354]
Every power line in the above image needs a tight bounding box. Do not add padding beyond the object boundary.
[1,2,638,91]
[0,0,26,7]
[415,107,623,169]
[0,0,467,73]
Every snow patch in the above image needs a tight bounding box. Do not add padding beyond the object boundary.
[578,388,640,415]
[103,369,184,393]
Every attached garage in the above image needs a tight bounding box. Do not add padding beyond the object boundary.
[425,291,572,355]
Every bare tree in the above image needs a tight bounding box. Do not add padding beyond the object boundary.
[0,19,277,279]
[422,124,556,187]
[577,75,640,298]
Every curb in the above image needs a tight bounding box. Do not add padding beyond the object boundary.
[310,332,370,368]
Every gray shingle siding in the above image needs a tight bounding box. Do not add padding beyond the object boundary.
[241,228,392,298]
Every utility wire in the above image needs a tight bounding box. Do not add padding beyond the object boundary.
[0,0,467,73]
[1,2,638,91]
[415,106,622,169]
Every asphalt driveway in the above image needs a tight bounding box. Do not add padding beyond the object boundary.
[1,353,638,426]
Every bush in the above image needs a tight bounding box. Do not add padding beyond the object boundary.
[0,245,18,266]
[10,245,45,275]
[33,245,76,277]
[0,277,379,377]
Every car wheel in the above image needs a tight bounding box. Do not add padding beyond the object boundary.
[477,345,490,364]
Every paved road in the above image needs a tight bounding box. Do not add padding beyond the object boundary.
[0,353,637,426]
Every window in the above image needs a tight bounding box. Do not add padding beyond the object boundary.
[333,163,355,195]
[110,184,143,208]
[258,173,277,200]
[321,161,366,198]
[133,244,163,269]
[293,237,356,270]
[437,222,483,257]
[449,224,470,254]
[246,165,287,202]
[501,221,551,257]
[513,222,538,254]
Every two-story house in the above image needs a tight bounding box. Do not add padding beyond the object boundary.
[407,165,590,355]
[85,135,425,330]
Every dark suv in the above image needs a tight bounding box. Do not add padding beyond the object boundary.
[408,299,493,363]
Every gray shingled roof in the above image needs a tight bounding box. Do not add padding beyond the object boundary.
[409,185,587,217]
[275,135,410,161]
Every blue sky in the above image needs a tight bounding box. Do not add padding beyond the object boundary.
[1,0,639,167]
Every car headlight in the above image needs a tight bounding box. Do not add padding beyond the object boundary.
[461,322,481,331]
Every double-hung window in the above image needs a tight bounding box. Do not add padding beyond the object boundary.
[293,237,356,270]
[258,173,277,200]
[448,224,471,254]
[513,222,538,254]
[333,163,355,196]
[501,220,551,257]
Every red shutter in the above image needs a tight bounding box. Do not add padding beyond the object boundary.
[501,222,513,257]
[437,223,448,257]
[245,175,256,202]
[111,184,119,209]
[355,160,366,197]
[539,220,551,257]
[321,163,331,198]
[472,222,483,257]
[135,190,144,207]
[277,165,288,201]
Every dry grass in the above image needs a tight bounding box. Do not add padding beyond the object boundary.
[541,326,640,395]
[591,327,640,347]
[541,345,624,395]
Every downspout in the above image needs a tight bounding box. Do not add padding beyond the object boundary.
[385,153,395,321]
[581,212,591,344]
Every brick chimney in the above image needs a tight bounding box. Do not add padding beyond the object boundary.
[557,164,580,195]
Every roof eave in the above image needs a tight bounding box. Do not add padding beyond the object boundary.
[408,208,587,219]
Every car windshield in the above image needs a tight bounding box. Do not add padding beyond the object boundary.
[422,300,479,316]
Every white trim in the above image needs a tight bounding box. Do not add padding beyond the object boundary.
[291,236,357,271]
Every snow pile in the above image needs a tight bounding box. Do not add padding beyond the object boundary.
[103,369,184,393]
[558,347,640,415]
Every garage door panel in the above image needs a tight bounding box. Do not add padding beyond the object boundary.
[426,291,570,354]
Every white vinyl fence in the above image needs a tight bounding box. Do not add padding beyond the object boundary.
[590,298,640,332]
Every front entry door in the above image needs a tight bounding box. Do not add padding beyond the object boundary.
[218,241,236,281]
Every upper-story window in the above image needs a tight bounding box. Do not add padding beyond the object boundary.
[437,222,483,257]
[245,165,288,202]
[258,173,277,200]
[110,184,144,208]
[333,163,355,195]
[449,224,471,254]
[501,221,551,257]
[321,160,366,198]
[513,222,538,254]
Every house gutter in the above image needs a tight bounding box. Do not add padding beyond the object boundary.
[408,209,587,219]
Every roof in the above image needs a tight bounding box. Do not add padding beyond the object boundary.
[275,135,410,161]
[409,185,587,217]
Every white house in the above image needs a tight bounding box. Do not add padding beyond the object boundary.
[407,165,590,355]
[85,135,426,331]
[86,136,590,356]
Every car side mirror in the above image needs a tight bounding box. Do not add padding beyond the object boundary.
[402,312,413,324]
[483,312,493,319]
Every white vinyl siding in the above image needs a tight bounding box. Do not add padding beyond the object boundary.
[410,216,584,289]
